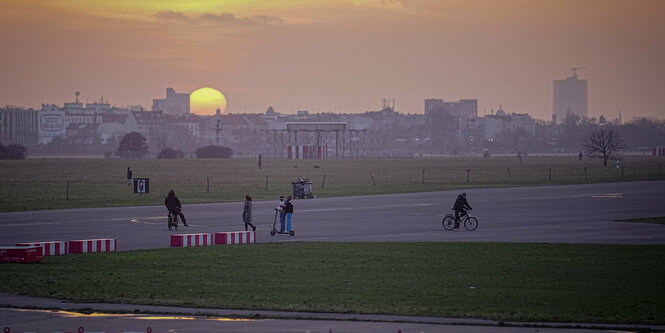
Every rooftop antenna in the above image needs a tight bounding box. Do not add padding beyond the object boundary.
[570,66,588,78]
[75,91,80,103]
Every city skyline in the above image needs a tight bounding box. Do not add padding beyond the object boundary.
[1,0,664,121]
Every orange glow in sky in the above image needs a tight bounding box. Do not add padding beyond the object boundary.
[1,0,664,120]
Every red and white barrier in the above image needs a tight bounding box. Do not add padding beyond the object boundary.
[69,238,117,254]
[0,246,43,263]
[214,231,256,245]
[170,233,213,247]
[288,145,327,159]
[16,241,68,256]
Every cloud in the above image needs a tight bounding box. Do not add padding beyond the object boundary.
[155,11,283,26]
[349,0,441,17]
[154,10,190,22]
[351,0,406,11]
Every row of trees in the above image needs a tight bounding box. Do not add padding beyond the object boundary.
[113,129,629,167]
[117,132,233,159]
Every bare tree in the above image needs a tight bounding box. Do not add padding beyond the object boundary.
[582,129,626,166]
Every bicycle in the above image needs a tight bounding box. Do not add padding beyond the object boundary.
[442,210,478,231]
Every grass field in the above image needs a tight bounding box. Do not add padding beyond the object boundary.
[1,155,663,212]
[1,242,663,324]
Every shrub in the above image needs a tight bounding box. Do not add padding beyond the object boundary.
[0,143,27,159]
[157,148,185,159]
[195,145,233,158]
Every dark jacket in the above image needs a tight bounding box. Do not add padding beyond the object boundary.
[453,195,471,211]
[242,200,252,222]
[127,169,133,179]
[165,196,182,211]
[284,201,294,214]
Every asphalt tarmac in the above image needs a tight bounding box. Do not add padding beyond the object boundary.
[2,180,665,248]
[1,181,664,332]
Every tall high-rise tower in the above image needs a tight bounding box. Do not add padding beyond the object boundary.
[553,68,588,124]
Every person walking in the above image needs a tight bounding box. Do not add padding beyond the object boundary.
[285,195,294,232]
[242,195,256,232]
[165,189,189,227]
[276,195,286,233]
[126,167,133,185]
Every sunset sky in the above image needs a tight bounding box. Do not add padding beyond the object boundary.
[1,0,664,121]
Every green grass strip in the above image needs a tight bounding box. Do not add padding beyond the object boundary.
[1,242,663,324]
[617,217,665,225]
[1,156,663,212]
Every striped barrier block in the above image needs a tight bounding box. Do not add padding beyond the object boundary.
[16,241,68,256]
[171,233,213,247]
[214,231,256,245]
[0,246,43,263]
[69,238,117,254]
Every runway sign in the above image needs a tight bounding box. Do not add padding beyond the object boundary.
[133,178,150,193]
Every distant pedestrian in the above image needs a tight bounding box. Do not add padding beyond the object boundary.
[578,152,583,161]
[165,189,189,227]
[243,195,256,232]
[285,195,294,232]
[276,195,286,233]
[126,167,133,185]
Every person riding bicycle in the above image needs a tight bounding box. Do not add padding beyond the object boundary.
[165,189,189,227]
[452,192,472,229]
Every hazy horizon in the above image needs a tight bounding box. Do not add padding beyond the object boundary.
[1,0,664,121]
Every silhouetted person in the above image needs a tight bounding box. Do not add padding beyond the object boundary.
[127,167,133,185]
[165,189,188,226]
[452,192,472,229]
[243,195,256,232]
[276,196,286,232]
[285,195,294,232]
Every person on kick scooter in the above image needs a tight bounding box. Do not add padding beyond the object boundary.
[276,195,286,233]
[285,195,294,232]
[242,194,256,232]
[452,192,472,229]
[165,189,189,227]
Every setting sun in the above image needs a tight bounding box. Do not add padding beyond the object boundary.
[190,87,227,116]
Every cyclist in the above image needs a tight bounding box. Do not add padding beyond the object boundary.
[165,189,189,227]
[452,192,472,229]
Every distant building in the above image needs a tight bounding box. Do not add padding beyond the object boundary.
[39,104,66,144]
[64,102,103,125]
[424,98,477,118]
[152,88,190,115]
[424,98,478,153]
[483,106,535,140]
[0,107,39,145]
[126,111,165,139]
[553,71,588,124]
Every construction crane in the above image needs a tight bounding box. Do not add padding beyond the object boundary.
[570,66,588,78]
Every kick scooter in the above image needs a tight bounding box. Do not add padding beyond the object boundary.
[270,209,295,236]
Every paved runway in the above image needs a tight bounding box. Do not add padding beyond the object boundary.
[2,181,664,249]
